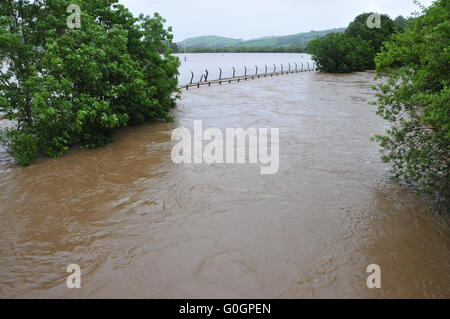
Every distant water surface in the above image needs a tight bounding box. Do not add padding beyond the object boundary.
[174,53,314,84]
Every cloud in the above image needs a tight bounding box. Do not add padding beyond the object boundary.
[119,0,435,41]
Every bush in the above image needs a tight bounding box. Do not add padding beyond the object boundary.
[0,0,180,166]
[307,33,374,73]
[374,0,450,210]
[0,130,38,166]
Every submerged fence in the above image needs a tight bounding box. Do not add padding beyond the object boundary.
[178,62,317,90]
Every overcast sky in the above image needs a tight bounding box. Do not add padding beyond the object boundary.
[118,0,435,42]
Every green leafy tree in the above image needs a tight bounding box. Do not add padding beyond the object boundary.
[307,12,395,73]
[307,33,374,73]
[0,0,180,165]
[374,0,450,210]
[170,42,179,53]
[393,15,408,31]
[346,13,395,50]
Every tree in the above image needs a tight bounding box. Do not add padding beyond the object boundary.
[0,0,180,166]
[393,15,408,31]
[346,13,395,51]
[374,0,450,210]
[307,33,374,73]
[170,42,179,53]
[345,13,395,69]
[307,12,395,73]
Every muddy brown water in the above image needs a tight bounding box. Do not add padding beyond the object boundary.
[0,72,449,298]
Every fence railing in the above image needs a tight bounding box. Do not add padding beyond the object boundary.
[178,62,317,90]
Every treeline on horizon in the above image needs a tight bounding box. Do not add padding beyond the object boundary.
[173,45,307,54]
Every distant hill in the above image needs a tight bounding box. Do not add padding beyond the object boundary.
[237,28,346,48]
[177,28,346,50]
[178,36,243,48]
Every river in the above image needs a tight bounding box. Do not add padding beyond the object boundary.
[175,53,314,84]
[0,54,449,298]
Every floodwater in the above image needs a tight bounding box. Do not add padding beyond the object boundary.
[0,57,449,298]
[175,53,314,85]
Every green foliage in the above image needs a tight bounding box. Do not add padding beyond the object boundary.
[308,12,395,73]
[307,33,374,73]
[374,0,450,210]
[0,0,180,166]
[170,42,179,53]
[0,130,38,166]
[178,35,243,48]
[346,13,395,53]
[393,15,408,31]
